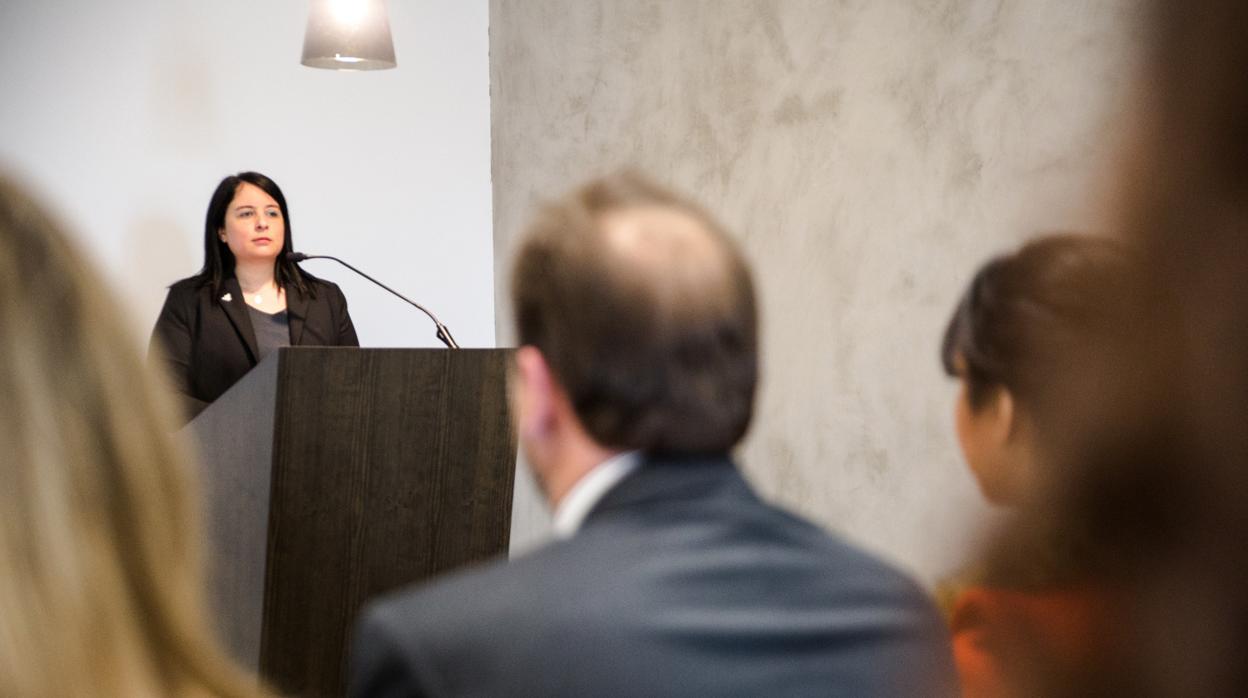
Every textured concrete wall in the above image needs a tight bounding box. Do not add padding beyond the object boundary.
[491,0,1141,584]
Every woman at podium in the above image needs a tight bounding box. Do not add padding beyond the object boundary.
[150,171,358,423]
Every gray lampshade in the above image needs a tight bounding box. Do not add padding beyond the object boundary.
[301,0,396,70]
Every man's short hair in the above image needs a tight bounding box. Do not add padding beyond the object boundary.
[511,170,758,454]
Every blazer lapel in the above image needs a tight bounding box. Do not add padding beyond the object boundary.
[219,277,260,364]
[286,286,309,345]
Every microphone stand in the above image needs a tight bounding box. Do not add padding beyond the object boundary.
[288,252,460,349]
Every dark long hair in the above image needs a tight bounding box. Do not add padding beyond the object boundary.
[194,172,311,299]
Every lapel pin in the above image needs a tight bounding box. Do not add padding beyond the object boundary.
[221,292,233,302]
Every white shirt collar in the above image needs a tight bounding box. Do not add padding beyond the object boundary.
[551,451,641,539]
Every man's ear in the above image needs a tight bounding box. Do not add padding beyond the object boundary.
[514,346,557,443]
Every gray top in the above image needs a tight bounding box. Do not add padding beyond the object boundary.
[246,305,290,361]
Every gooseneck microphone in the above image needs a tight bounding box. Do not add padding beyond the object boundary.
[287,251,460,349]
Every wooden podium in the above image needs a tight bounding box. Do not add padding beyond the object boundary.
[182,347,517,697]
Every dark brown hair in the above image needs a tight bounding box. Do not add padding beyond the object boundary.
[511,170,758,454]
[941,233,1133,415]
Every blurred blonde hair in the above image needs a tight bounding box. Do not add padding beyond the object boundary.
[0,174,271,698]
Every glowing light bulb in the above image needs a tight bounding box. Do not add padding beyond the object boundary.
[328,0,370,26]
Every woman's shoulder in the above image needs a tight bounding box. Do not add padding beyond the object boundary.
[164,276,211,301]
[295,272,346,300]
[301,272,340,290]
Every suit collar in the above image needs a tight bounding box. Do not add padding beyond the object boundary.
[218,277,259,363]
[582,452,751,526]
[552,451,641,539]
[286,284,310,345]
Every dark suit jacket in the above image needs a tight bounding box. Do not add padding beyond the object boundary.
[350,454,956,697]
[149,274,358,422]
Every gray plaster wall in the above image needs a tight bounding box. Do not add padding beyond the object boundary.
[491,0,1141,585]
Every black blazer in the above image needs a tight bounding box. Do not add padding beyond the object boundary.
[149,275,358,422]
[350,454,956,698]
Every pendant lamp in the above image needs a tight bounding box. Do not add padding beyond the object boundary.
[301,0,396,70]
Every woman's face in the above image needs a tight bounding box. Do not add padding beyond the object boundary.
[218,182,285,264]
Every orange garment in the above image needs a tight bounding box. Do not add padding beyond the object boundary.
[950,586,1101,697]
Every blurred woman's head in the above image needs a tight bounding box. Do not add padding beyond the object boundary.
[0,174,267,697]
[941,233,1132,505]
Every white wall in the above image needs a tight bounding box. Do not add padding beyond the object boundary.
[0,0,494,349]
